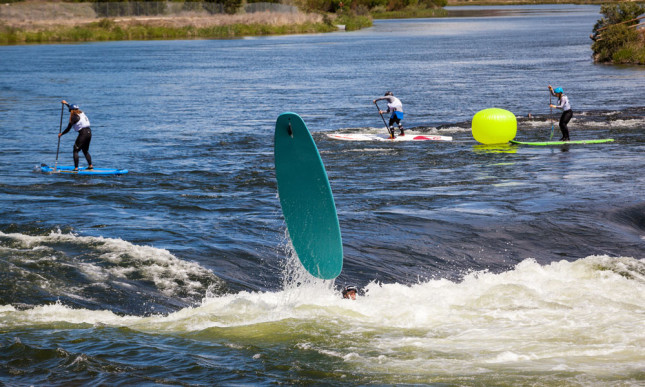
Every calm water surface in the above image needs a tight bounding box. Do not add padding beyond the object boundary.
[0,5,644,385]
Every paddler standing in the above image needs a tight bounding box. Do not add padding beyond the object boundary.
[58,100,93,171]
[374,91,405,137]
[548,85,572,141]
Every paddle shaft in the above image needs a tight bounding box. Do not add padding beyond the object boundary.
[374,102,394,138]
[549,92,554,140]
[54,102,64,171]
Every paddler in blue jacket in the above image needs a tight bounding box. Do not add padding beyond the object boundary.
[58,100,93,171]
[548,85,572,141]
[374,91,405,137]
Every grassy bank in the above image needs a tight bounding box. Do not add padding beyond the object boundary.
[0,1,372,45]
[0,18,343,44]
[593,27,645,65]
[609,39,645,64]
[334,13,373,30]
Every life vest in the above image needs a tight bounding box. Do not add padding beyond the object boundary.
[72,112,90,132]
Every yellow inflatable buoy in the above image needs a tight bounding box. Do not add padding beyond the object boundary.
[471,108,517,144]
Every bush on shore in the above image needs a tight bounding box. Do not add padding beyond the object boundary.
[333,12,373,30]
[591,2,645,64]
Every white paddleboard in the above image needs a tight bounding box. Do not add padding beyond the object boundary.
[327,133,452,142]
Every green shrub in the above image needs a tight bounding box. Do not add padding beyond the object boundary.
[97,18,115,29]
[206,0,242,14]
[592,24,638,62]
[335,13,372,30]
[593,2,645,32]
[591,2,645,64]
[613,39,645,65]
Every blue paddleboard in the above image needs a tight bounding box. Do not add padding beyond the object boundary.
[40,164,128,176]
[274,112,343,280]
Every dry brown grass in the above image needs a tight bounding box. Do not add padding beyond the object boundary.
[0,1,97,28]
[112,12,324,29]
[0,1,323,30]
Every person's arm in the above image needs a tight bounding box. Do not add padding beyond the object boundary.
[373,96,393,103]
[373,96,392,113]
[547,86,562,109]
[550,96,565,110]
[548,85,556,97]
[58,100,71,137]
[59,114,79,137]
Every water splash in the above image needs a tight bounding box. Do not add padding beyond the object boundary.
[0,230,225,314]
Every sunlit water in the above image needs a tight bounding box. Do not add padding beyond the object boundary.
[0,4,644,385]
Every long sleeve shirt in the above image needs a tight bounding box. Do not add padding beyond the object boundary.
[375,96,403,113]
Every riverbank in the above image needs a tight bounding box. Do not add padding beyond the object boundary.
[446,0,609,4]
[0,2,371,45]
[0,16,335,44]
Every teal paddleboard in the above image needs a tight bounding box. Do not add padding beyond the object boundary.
[274,112,343,280]
[41,164,128,175]
[510,139,614,146]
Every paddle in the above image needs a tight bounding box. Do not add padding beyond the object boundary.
[374,102,394,139]
[54,102,64,171]
[549,91,554,140]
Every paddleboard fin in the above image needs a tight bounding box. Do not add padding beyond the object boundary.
[287,120,293,137]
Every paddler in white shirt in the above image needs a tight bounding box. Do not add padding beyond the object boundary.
[374,91,405,137]
[58,100,93,171]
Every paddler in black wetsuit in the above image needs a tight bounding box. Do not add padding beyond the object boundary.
[548,85,572,141]
[374,91,405,137]
[58,100,93,171]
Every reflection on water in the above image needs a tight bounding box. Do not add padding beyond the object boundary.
[473,143,518,153]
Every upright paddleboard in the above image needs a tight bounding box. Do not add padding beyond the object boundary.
[327,133,452,142]
[274,112,343,280]
[40,164,128,175]
[510,139,614,146]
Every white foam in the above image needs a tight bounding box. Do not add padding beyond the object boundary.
[1,253,643,379]
[0,230,220,298]
[0,305,16,313]
[584,119,644,129]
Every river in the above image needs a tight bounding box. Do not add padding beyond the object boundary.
[0,4,644,385]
